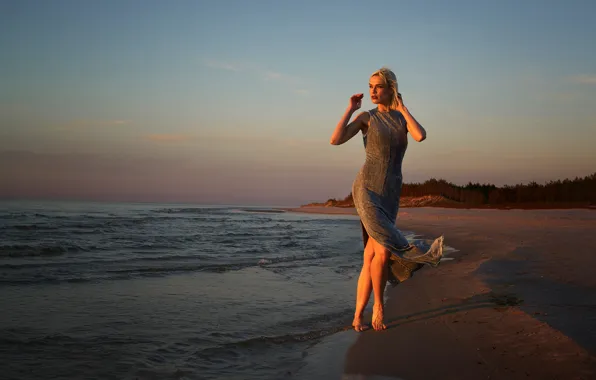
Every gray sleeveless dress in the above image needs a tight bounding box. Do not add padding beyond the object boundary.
[352,108,444,284]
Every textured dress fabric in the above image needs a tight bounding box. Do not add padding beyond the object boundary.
[351,108,443,284]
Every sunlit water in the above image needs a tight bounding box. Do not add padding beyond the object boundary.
[0,200,426,379]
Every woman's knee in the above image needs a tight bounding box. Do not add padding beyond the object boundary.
[372,242,390,261]
[376,249,391,265]
[363,240,375,263]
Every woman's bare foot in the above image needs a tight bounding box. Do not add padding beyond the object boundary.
[372,304,386,331]
[352,315,369,332]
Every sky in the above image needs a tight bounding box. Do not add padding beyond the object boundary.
[1,0,595,205]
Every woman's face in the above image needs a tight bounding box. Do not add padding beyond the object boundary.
[369,75,391,105]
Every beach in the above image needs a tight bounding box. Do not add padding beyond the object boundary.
[287,206,596,379]
[2,201,595,379]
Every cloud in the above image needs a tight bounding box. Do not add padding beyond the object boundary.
[144,133,194,143]
[568,75,596,85]
[262,70,303,86]
[56,119,131,131]
[264,71,283,81]
[204,60,242,72]
[205,59,309,94]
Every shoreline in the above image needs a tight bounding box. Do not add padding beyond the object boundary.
[285,207,596,379]
[285,202,595,214]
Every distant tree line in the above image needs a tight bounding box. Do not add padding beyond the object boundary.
[317,172,596,207]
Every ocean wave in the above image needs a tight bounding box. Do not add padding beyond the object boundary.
[0,212,28,219]
[6,224,57,231]
[31,213,70,219]
[281,240,300,248]
[114,216,180,225]
[276,308,354,330]
[0,243,94,258]
[217,231,257,237]
[212,231,316,243]
[0,331,79,346]
[104,261,256,275]
[0,329,156,347]
[0,261,259,285]
[0,275,124,285]
[195,324,351,359]
[154,207,230,215]
[2,215,204,233]
[0,248,353,285]
[237,208,286,214]
[0,252,215,269]
[258,249,356,266]
[66,215,185,229]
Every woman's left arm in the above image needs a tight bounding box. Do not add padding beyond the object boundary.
[397,94,426,142]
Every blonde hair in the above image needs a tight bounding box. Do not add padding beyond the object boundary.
[371,67,400,110]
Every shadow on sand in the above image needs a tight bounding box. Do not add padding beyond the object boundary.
[384,291,521,330]
[350,291,520,332]
[341,292,522,379]
[477,256,596,355]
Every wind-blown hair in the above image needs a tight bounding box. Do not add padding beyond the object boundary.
[371,67,400,110]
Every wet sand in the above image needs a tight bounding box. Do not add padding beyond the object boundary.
[286,206,596,379]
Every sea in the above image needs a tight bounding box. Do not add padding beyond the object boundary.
[0,200,422,380]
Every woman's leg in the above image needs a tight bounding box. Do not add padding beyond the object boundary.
[370,239,391,330]
[352,238,375,331]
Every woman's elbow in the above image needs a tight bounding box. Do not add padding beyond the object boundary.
[415,132,426,142]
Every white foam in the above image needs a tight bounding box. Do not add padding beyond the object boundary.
[442,245,459,256]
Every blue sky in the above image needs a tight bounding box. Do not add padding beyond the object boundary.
[1,0,595,205]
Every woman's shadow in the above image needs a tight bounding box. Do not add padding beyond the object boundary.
[363,291,522,331]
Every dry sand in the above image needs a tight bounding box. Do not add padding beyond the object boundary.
[286,206,596,379]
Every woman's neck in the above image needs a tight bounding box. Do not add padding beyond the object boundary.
[377,104,391,113]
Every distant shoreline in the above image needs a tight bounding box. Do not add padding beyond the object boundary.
[294,195,595,212]
[302,172,595,211]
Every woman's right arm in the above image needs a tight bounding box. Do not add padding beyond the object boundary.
[329,94,369,145]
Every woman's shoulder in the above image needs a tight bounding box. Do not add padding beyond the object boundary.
[390,109,406,121]
[355,110,372,122]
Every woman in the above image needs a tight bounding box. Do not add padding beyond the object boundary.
[330,67,444,331]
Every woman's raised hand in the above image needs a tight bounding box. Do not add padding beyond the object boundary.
[396,92,405,112]
[349,93,364,112]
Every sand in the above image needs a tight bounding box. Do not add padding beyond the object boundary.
[285,206,596,379]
